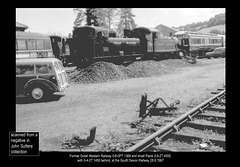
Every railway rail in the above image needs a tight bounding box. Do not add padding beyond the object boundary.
[125,88,226,152]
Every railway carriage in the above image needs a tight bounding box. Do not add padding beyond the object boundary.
[174,31,225,58]
[16,31,54,59]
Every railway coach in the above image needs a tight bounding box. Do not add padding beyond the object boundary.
[174,31,225,58]
[16,31,54,59]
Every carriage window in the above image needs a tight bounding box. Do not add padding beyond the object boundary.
[44,39,52,50]
[36,39,44,50]
[210,39,221,44]
[36,64,54,74]
[17,40,27,50]
[27,39,36,50]
[16,64,34,75]
[191,38,201,44]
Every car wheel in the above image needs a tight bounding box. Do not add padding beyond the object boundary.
[30,86,45,101]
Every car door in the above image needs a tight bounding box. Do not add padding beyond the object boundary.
[16,64,35,95]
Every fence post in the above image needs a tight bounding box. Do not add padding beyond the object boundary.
[139,93,147,117]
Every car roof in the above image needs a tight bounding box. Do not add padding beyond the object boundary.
[16,58,60,64]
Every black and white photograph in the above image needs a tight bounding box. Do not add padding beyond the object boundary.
[14,8,225,163]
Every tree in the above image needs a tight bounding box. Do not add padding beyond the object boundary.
[116,8,137,37]
[85,8,99,26]
[73,8,85,27]
[73,8,118,30]
[91,8,109,28]
[90,8,118,29]
[207,13,225,27]
[101,8,117,29]
[176,12,225,32]
[210,29,222,35]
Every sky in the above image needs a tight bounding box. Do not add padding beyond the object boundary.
[16,8,225,36]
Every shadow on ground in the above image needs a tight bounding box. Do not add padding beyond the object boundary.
[16,93,65,104]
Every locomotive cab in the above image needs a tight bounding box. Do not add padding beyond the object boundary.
[174,31,191,57]
[174,31,190,50]
[132,27,179,60]
[72,26,109,67]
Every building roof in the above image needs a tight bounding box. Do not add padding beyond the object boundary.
[16,22,28,29]
[154,24,178,37]
[174,31,188,35]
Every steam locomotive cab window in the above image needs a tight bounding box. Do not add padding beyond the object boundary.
[182,39,189,46]
[152,32,158,39]
[96,31,103,41]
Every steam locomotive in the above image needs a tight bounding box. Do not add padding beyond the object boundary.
[41,26,226,67]
[50,26,180,67]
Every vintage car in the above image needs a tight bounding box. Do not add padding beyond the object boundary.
[16,58,69,101]
[205,47,225,58]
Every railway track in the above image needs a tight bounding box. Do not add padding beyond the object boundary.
[125,88,226,152]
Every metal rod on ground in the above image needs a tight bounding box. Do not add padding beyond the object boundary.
[125,90,225,152]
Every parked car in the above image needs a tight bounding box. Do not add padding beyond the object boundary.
[206,47,225,58]
[16,58,69,101]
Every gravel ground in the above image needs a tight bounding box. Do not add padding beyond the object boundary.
[16,58,225,151]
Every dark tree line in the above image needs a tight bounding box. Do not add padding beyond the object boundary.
[175,12,225,33]
[73,8,137,37]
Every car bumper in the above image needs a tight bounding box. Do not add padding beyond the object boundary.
[58,83,70,92]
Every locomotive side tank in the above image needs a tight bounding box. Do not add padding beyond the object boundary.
[104,37,142,63]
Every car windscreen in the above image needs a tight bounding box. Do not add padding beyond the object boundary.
[57,61,64,71]
[53,61,64,72]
